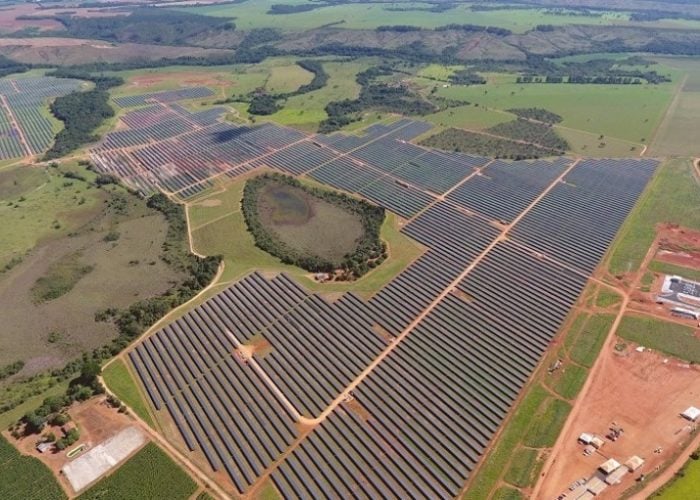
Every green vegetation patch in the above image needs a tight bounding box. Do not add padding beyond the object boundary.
[421,127,554,159]
[102,359,154,428]
[242,173,386,279]
[30,251,94,304]
[596,289,623,308]
[654,453,700,499]
[649,260,700,283]
[506,108,563,123]
[0,434,65,500]
[609,159,700,275]
[78,442,197,500]
[550,363,588,400]
[492,486,524,500]
[487,118,569,152]
[463,384,548,499]
[523,397,571,448]
[617,315,700,363]
[504,447,543,487]
[570,313,615,367]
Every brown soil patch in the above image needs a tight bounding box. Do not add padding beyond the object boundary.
[342,398,371,422]
[538,346,700,499]
[244,335,273,358]
[129,72,228,89]
[655,224,700,269]
[6,396,137,495]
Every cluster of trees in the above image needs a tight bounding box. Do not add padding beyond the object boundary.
[449,69,486,85]
[248,94,281,115]
[0,55,28,79]
[242,174,386,279]
[507,108,563,124]
[320,65,435,133]
[55,8,236,46]
[43,70,124,160]
[0,361,24,381]
[515,56,671,85]
[375,23,512,36]
[268,3,329,14]
[21,358,102,435]
[421,128,556,160]
[488,118,569,153]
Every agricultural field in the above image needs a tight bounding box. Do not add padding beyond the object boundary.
[77,442,197,500]
[0,433,65,500]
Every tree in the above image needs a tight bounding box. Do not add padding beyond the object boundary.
[23,411,46,434]
[79,360,101,385]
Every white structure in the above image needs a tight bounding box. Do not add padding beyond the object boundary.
[681,406,700,422]
[625,455,645,471]
[599,458,621,475]
[578,432,594,444]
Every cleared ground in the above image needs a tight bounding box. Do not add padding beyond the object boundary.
[255,181,364,264]
[537,346,700,499]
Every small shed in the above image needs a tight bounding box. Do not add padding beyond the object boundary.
[36,442,53,453]
[625,455,645,471]
[577,492,595,500]
[591,436,605,449]
[579,432,594,444]
[599,458,621,475]
[605,466,628,485]
[681,406,700,422]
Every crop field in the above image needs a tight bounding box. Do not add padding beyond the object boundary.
[0,76,84,160]
[77,442,197,500]
[110,107,659,497]
[0,434,65,499]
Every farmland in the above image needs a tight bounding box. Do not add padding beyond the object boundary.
[77,442,197,500]
[100,88,658,496]
[0,433,65,500]
[616,315,700,363]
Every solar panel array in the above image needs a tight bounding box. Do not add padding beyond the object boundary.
[118,107,660,499]
[112,86,214,108]
[0,76,83,159]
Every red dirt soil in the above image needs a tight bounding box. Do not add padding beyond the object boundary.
[537,345,700,499]
[655,224,700,269]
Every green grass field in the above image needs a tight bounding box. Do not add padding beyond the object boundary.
[617,315,700,363]
[189,175,424,298]
[179,1,700,33]
[504,447,543,488]
[654,454,700,499]
[550,363,588,400]
[608,159,700,275]
[0,434,65,500]
[649,57,700,156]
[78,442,197,500]
[523,397,571,447]
[102,359,154,428]
[649,261,700,282]
[436,80,674,144]
[569,313,615,367]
